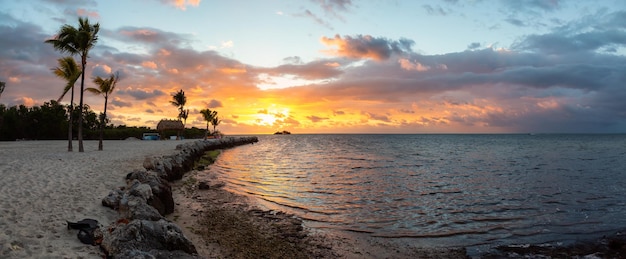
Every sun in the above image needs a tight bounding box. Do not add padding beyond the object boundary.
[254,106,291,126]
[257,114,277,125]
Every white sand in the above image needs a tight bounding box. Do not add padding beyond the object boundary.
[0,139,195,258]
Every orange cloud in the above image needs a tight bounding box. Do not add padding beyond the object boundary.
[76,8,99,19]
[320,34,413,61]
[142,61,158,69]
[170,0,201,10]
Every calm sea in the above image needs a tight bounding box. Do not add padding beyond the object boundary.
[207,134,626,253]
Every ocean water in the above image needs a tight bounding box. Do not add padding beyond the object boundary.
[207,134,626,253]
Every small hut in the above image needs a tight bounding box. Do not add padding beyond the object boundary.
[157,119,184,140]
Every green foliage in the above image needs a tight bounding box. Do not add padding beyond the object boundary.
[195,150,221,169]
[0,101,68,140]
[0,102,213,141]
[0,101,97,141]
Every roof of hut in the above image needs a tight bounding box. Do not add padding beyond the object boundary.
[157,119,184,131]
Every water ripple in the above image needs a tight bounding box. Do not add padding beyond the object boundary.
[211,134,626,251]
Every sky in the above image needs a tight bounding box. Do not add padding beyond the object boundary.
[1,0,626,134]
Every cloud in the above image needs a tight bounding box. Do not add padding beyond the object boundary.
[502,0,561,13]
[296,10,333,30]
[117,88,166,100]
[423,5,448,16]
[206,99,223,108]
[313,0,353,20]
[321,34,414,60]
[262,59,344,80]
[76,8,99,19]
[362,111,391,123]
[155,0,201,10]
[513,28,626,54]
[108,26,193,49]
[467,42,481,50]
[306,115,329,122]
[506,18,526,27]
[110,97,132,108]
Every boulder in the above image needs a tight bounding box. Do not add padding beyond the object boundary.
[101,219,197,257]
[102,188,124,209]
[119,195,163,221]
[126,170,174,215]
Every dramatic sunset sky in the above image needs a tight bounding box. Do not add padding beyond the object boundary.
[1,0,625,134]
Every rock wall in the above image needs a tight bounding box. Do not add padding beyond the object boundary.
[100,137,258,258]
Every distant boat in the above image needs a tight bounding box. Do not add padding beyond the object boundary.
[274,130,291,135]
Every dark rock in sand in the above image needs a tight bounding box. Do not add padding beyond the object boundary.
[198,180,225,190]
[101,219,197,257]
[198,181,210,190]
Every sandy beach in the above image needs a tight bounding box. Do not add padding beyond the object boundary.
[0,139,196,258]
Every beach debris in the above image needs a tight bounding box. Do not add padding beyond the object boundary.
[67,218,102,246]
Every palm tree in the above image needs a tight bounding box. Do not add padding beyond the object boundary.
[0,81,5,99]
[52,57,82,152]
[46,17,100,152]
[0,81,4,137]
[86,72,119,151]
[210,115,221,137]
[170,89,187,120]
[170,89,187,139]
[200,108,217,139]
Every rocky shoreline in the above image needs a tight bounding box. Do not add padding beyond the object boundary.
[98,137,258,258]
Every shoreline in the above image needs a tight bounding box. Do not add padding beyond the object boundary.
[167,151,468,258]
[2,139,624,258]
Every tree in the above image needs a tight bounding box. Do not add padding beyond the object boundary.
[46,17,100,152]
[170,89,187,121]
[210,115,221,136]
[52,57,82,151]
[170,89,187,139]
[0,81,5,133]
[200,108,217,139]
[86,72,119,150]
[0,81,5,99]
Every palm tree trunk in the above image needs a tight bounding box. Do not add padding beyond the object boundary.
[78,56,86,152]
[98,96,108,151]
[67,87,74,151]
[205,122,209,140]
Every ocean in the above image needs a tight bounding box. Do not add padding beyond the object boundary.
[207,134,626,254]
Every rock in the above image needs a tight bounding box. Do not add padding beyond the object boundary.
[198,181,225,190]
[101,219,197,257]
[102,189,124,209]
[116,249,199,259]
[126,170,175,216]
[198,181,210,190]
[119,195,162,221]
[129,181,153,201]
[100,138,259,258]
